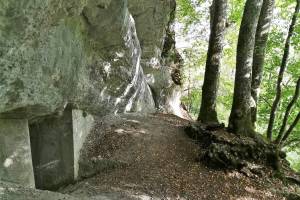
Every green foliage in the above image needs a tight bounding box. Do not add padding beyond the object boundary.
[177,0,198,20]
[180,43,206,118]
[228,0,245,24]
[181,89,201,118]
[178,0,241,124]
[176,0,300,171]
[176,0,202,31]
[257,1,300,166]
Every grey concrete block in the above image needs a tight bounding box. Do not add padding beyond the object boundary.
[72,110,94,179]
[29,108,94,190]
[30,109,74,190]
[0,119,35,188]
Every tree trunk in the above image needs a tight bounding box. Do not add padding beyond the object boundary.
[251,0,275,126]
[228,0,263,137]
[266,0,300,141]
[280,111,300,144]
[276,78,300,144]
[198,0,228,124]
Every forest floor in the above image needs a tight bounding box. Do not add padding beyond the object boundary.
[60,113,299,200]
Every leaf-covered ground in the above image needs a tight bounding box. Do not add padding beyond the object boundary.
[61,113,299,199]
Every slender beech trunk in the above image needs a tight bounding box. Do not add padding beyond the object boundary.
[198,0,228,124]
[276,77,300,144]
[251,0,275,125]
[266,0,300,140]
[281,112,300,144]
[228,0,263,137]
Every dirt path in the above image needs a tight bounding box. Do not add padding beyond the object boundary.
[60,113,293,199]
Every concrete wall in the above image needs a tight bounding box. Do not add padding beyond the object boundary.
[0,119,35,188]
[72,110,94,179]
[0,108,94,190]
[29,109,94,190]
[30,110,74,190]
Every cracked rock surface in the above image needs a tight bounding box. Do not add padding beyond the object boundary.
[0,0,179,121]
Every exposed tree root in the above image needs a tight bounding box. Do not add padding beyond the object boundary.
[185,122,286,171]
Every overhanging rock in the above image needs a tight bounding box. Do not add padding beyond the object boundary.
[0,0,180,189]
[0,0,155,120]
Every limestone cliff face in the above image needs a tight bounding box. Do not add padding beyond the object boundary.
[129,0,183,115]
[0,0,180,120]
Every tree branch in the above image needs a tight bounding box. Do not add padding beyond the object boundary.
[276,77,300,144]
[266,0,300,141]
[283,138,300,147]
[260,96,273,108]
[281,111,300,144]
